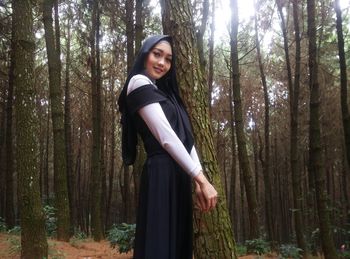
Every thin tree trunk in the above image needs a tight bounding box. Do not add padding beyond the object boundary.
[0,81,6,219]
[106,79,116,227]
[208,0,215,111]
[135,0,143,54]
[307,0,338,257]
[64,9,76,233]
[43,0,71,241]
[5,30,15,229]
[90,0,103,241]
[289,0,308,254]
[230,0,259,239]
[254,3,273,242]
[161,0,237,257]
[228,78,238,240]
[196,0,209,73]
[13,0,48,257]
[335,0,350,174]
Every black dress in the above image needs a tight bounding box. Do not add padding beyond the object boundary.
[127,84,193,259]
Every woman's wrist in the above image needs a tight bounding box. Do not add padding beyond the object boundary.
[194,170,208,187]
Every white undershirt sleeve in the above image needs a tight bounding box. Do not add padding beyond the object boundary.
[138,103,202,177]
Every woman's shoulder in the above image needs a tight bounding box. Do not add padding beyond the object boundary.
[127,74,155,95]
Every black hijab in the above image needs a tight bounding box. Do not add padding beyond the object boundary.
[118,35,194,165]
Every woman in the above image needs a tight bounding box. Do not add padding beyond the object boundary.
[118,35,217,259]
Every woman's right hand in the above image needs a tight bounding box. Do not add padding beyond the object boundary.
[194,171,218,212]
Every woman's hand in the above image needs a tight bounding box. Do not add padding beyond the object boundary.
[194,171,218,212]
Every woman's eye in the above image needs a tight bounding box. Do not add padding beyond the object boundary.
[153,51,161,57]
[166,58,172,63]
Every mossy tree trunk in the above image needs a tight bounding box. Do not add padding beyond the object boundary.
[13,0,48,257]
[160,0,237,258]
[43,0,71,241]
[307,0,338,258]
[89,0,103,241]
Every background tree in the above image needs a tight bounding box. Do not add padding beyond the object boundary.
[12,0,48,257]
[230,0,259,239]
[307,0,338,257]
[43,0,71,241]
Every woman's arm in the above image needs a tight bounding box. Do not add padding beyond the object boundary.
[138,103,201,177]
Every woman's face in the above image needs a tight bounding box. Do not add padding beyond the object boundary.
[145,41,172,80]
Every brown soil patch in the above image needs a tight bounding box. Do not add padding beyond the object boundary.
[0,233,133,259]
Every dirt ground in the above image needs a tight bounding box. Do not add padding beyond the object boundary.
[0,233,281,259]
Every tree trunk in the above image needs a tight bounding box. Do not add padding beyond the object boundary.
[254,2,273,242]
[196,0,209,73]
[135,0,143,54]
[13,0,48,257]
[228,78,239,241]
[5,30,15,229]
[126,0,134,73]
[64,8,76,233]
[160,0,237,258]
[90,0,103,241]
[208,0,215,111]
[307,0,338,257]
[230,0,259,239]
[289,0,308,255]
[335,0,350,174]
[106,78,116,227]
[0,80,6,219]
[43,0,71,241]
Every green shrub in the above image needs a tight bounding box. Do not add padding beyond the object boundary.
[236,244,247,256]
[43,205,57,237]
[73,228,87,240]
[7,226,21,235]
[107,223,136,254]
[245,237,270,255]
[279,244,302,259]
[0,217,6,232]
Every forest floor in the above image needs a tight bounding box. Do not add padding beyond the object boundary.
[0,233,321,259]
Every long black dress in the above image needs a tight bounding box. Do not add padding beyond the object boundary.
[126,83,193,259]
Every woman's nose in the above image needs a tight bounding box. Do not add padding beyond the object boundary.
[158,58,165,66]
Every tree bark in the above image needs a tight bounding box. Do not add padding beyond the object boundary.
[64,8,76,233]
[89,0,103,241]
[289,0,308,255]
[335,0,350,174]
[208,0,215,111]
[5,29,15,229]
[230,0,259,239]
[160,0,237,258]
[196,0,209,73]
[43,0,71,241]
[307,0,338,257]
[13,0,48,257]
[254,2,273,242]
[135,0,144,54]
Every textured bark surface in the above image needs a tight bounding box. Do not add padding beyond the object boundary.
[90,0,103,241]
[307,0,338,258]
[43,0,71,241]
[290,0,308,255]
[160,0,237,258]
[64,9,76,233]
[5,30,15,229]
[13,0,48,257]
[335,0,350,173]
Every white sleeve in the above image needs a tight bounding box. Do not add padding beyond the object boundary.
[190,146,203,171]
[127,74,154,95]
[138,103,202,177]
